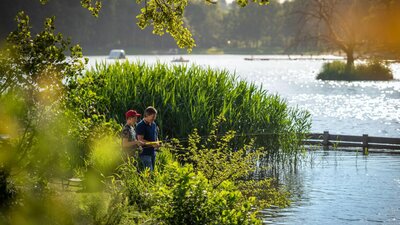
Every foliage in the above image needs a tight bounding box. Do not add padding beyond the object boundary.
[0,168,16,210]
[136,0,196,52]
[80,0,102,17]
[172,116,291,208]
[0,10,86,185]
[0,12,118,212]
[0,3,305,224]
[176,116,264,188]
[33,0,270,51]
[150,162,261,225]
[0,11,90,178]
[2,0,400,56]
[111,153,263,225]
[71,193,111,224]
[86,137,122,177]
[0,11,86,97]
[0,3,301,225]
[236,179,290,209]
[317,60,393,81]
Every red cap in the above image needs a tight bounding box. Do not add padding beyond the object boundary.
[125,110,141,119]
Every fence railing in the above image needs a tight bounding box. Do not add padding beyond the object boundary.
[303,131,400,154]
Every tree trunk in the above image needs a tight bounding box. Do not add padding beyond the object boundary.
[345,48,354,74]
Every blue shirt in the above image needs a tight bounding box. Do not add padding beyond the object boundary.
[136,119,158,156]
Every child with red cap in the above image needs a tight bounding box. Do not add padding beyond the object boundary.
[121,109,144,158]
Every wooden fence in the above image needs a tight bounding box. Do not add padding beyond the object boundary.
[303,131,400,155]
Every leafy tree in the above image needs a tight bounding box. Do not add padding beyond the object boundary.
[223,0,282,49]
[292,0,385,72]
[0,11,87,206]
[38,0,271,51]
[0,11,86,161]
[0,11,85,97]
[185,0,226,48]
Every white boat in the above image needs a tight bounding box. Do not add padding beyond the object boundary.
[108,49,126,59]
[171,56,189,63]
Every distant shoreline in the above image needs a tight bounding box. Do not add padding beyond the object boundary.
[81,48,400,61]
[81,47,335,56]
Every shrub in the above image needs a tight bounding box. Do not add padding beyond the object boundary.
[151,162,261,225]
[173,117,291,208]
[113,160,262,225]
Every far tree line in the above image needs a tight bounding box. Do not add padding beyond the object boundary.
[1,0,399,60]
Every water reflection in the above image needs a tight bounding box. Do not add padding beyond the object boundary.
[263,150,400,225]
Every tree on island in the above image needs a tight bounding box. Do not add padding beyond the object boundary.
[293,0,371,72]
[292,0,396,80]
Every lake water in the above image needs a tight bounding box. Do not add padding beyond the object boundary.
[88,54,400,138]
[262,151,400,225]
[88,55,400,224]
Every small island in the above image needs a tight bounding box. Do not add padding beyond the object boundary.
[317,60,394,81]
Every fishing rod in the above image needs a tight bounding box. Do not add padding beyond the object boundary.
[144,131,308,146]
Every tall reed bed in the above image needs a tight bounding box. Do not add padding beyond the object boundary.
[71,61,311,163]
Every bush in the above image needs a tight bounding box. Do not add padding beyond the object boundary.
[113,160,262,225]
[173,117,291,208]
[317,60,393,81]
[152,162,261,225]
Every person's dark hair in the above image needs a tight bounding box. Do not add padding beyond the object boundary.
[144,106,157,117]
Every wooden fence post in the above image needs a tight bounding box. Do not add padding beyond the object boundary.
[363,134,369,155]
[323,131,329,150]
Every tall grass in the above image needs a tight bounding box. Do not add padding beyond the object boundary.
[70,61,311,163]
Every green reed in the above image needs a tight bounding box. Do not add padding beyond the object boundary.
[76,61,311,163]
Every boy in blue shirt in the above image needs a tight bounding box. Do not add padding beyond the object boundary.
[136,106,160,171]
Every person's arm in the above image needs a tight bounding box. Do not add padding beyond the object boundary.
[121,127,143,148]
[136,135,147,143]
[137,126,160,147]
[136,134,158,147]
[122,138,143,148]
